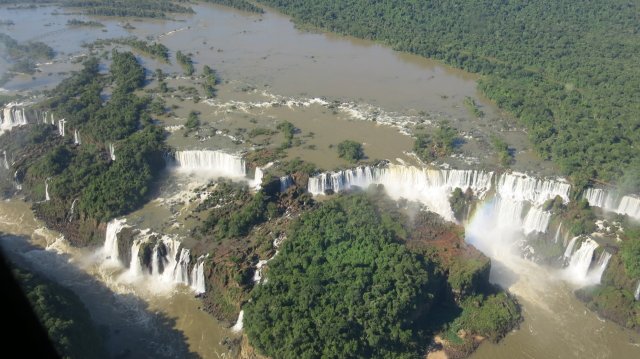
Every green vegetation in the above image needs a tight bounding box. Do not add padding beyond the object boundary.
[88,38,169,62]
[577,253,640,331]
[197,183,278,240]
[0,33,54,84]
[255,0,640,192]
[12,265,107,359]
[9,51,166,231]
[337,140,364,163]
[62,0,193,18]
[413,123,458,162]
[463,97,484,118]
[245,193,520,358]
[0,33,54,61]
[276,120,296,149]
[204,0,264,13]
[245,195,434,358]
[66,19,104,27]
[621,238,640,279]
[201,65,218,97]
[185,111,200,130]
[490,135,513,167]
[176,51,194,76]
[449,187,475,222]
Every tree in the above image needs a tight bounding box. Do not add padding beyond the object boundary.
[337,140,364,163]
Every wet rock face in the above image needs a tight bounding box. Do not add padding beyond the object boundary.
[116,227,137,267]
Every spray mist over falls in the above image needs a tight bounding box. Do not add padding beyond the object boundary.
[309,164,616,287]
[584,188,640,220]
[169,150,247,178]
[101,219,205,294]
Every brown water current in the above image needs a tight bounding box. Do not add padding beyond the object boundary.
[2,2,638,358]
[0,200,237,359]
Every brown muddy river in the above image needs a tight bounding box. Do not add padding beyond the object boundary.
[2,2,639,359]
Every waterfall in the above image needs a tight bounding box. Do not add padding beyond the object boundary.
[231,310,244,332]
[522,207,552,235]
[635,281,640,301]
[584,188,640,220]
[58,119,66,137]
[172,248,191,285]
[564,238,603,285]
[109,144,116,161]
[587,251,612,284]
[496,172,571,205]
[127,240,143,279]
[171,150,246,177]
[68,199,77,221]
[3,150,8,170]
[103,218,128,265]
[617,196,640,220]
[308,164,494,220]
[74,130,81,145]
[280,175,293,192]
[1,103,29,133]
[45,179,50,201]
[190,256,206,294]
[253,259,269,283]
[554,223,563,243]
[252,167,264,189]
[563,236,580,259]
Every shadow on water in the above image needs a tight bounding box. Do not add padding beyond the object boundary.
[0,233,200,359]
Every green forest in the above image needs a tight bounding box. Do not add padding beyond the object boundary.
[245,193,520,358]
[5,51,167,240]
[12,265,107,359]
[255,0,640,193]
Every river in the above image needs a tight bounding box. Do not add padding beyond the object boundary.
[1,2,639,358]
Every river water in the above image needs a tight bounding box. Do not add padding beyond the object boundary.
[1,2,639,358]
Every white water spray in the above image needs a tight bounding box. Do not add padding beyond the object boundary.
[44,178,50,201]
[231,310,244,332]
[171,150,246,178]
[103,218,128,265]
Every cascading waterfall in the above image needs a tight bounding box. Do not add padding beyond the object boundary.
[68,199,77,221]
[522,207,552,235]
[58,119,66,137]
[252,167,264,189]
[103,218,128,265]
[280,175,293,192]
[190,255,207,294]
[588,251,612,284]
[101,223,206,293]
[3,150,8,170]
[554,223,563,243]
[584,188,640,220]
[617,196,640,220]
[635,281,640,301]
[563,236,580,260]
[44,178,50,201]
[109,144,116,161]
[127,240,143,279]
[496,172,571,205]
[1,103,28,133]
[171,150,246,178]
[172,248,191,286]
[308,164,494,220]
[74,129,81,145]
[563,238,608,285]
[232,310,244,332]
